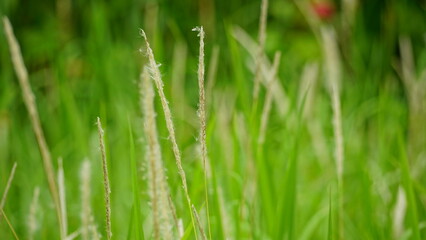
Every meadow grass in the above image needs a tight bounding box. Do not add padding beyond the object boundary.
[1,1,425,239]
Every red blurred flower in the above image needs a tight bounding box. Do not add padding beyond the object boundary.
[312,1,335,20]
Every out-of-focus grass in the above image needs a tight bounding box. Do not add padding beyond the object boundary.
[0,0,425,239]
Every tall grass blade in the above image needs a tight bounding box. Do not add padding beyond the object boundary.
[128,118,144,240]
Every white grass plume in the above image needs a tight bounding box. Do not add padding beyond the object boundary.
[193,26,212,239]
[139,29,198,238]
[96,117,112,240]
[3,16,63,232]
[58,158,68,239]
[140,66,174,239]
[321,26,344,239]
[28,187,40,240]
[80,160,99,240]
[80,160,91,240]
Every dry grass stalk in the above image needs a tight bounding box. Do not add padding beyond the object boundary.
[96,117,112,240]
[2,16,63,233]
[192,205,207,240]
[232,26,288,117]
[321,26,344,239]
[140,67,174,239]
[139,29,198,238]
[1,209,19,240]
[253,0,269,101]
[58,158,68,238]
[0,162,17,210]
[258,52,281,145]
[168,194,183,238]
[28,187,40,240]
[193,26,212,239]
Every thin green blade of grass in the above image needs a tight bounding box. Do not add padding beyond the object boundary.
[255,52,282,236]
[327,188,333,240]
[128,118,144,240]
[224,23,250,114]
[276,99,305,240]
[398,135,421,240]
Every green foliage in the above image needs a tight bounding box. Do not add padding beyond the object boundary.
[1,0,425,239]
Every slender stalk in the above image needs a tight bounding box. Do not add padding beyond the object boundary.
[1,209,19,240]
[0,162,17,210]
[193,26,212,240]
[168,195,183,238]
[192,205,207,240]
[96,117,112,240]
[2,16,63,234]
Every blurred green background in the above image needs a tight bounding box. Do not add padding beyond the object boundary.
[0,0,425,239]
